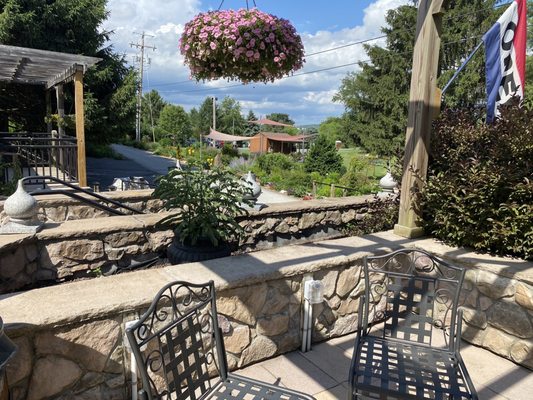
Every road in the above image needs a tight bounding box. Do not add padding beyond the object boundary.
[88,144,299,204]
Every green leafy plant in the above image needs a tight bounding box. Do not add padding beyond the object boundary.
[421,102,533,260]
[153,165,254,247]
[342,195,400,236]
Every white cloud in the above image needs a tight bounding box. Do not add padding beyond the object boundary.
[104,0,410,125]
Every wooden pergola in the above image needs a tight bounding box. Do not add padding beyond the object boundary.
[0,44,100,186]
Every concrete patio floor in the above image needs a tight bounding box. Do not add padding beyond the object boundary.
[235,332,533,399]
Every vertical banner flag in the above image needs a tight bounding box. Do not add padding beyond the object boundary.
[483,0,527,122]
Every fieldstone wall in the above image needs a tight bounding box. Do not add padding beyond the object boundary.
[0,196,375,293]
[460,269,533,369]
[3,257,364,400]
[0,214,173,293]
[1,232,532,399]
[0,190,163,225]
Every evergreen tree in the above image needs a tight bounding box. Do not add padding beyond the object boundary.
[334,1,501,156]
[158,104,192,145]
[196,97,221,134]
[244,110,260,136]
[304,135,344,176]
[218,96,246,134]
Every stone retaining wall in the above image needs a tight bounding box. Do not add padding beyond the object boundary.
[0,190,162,224]
[0,196,374,293]
[1,232,531,399]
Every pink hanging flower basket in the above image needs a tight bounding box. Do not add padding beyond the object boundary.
[179,8,305,83]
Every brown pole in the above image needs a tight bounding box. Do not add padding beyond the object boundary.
[74,65,87,187]
[55,84,65,137]
[393,0,446,238]
[45,89,52,133]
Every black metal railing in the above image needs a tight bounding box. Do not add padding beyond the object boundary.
[0,131,78,183]
[23,176,143,216]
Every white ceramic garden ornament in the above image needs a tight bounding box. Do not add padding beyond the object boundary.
[0,179,43,234]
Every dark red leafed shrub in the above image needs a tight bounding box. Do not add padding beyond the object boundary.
[421,101,533,260]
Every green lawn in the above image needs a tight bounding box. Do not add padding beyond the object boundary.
[338,147,388,178]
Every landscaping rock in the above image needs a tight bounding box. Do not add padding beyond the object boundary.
[35,319,121,372]
[337,266,359,298]
[510,339,533,369]
[256,314,289,336]
[27,356,82,400]
[515,283,533,311]
[476,270,515,299]
[238,335,277,367]
[489,301,533,338]
[224,325,250,354]
[483,327,515,356]
[6,336,33,385]
[461,307,487,329]
[217,284,268,325]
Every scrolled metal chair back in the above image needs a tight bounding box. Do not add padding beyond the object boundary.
[126,281,225,400]
[363,249,465,349]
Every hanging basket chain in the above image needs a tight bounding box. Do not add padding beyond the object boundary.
[217,0,225,11]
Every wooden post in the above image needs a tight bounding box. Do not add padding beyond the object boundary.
[45,89,52,133]
[330,183,336,198]
[74,65,87,187]
[55,84,65,137]
[393,0,446,238]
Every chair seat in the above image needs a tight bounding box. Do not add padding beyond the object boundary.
[352,337,474,399]
[209,373,315,400]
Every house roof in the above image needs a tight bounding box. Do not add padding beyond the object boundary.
[0,45,101,89]
[250,118,293,127]
[257,132,311,143]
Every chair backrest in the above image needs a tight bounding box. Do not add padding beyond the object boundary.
[126,280,226,400]
[363,249,465,350]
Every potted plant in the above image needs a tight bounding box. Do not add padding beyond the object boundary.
[179,8,305,83]
[153,165,254,264]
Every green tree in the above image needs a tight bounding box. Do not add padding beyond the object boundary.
[141,90,167,141]
[244,110,260,136]
[334,1,500,156]
[158,104,192,145]
[304,135,344,176]
[218,96,246,135]
[195,97,220,134]
[318,117,348,143]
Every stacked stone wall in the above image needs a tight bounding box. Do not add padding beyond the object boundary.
[4,261,364,399]
[0,196,374,293]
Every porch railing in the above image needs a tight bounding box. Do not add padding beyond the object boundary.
[0,131,78,183]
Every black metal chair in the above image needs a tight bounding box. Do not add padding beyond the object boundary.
[126,280,316,400]
[348,249,478,399]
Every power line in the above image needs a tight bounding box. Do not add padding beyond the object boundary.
[161,34,486,95]
[149,2,508,89]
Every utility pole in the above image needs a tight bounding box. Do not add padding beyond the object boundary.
[130,32,156,142]
[212,96,217,130]
[393,0,447,238]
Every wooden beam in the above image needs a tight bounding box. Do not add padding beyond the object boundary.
[46,65,77,89]
[56,84,65,137]
[45,89,52,133]
[74,65,87,187]
[393,0,445,238]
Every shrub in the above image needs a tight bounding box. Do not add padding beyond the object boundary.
[342,195,399,236]
[421,102,533,260]
[304,135,345,176]
[221,143,239,158]
[255,153,294,175]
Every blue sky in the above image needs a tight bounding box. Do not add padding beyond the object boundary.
[104,0,409,125]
